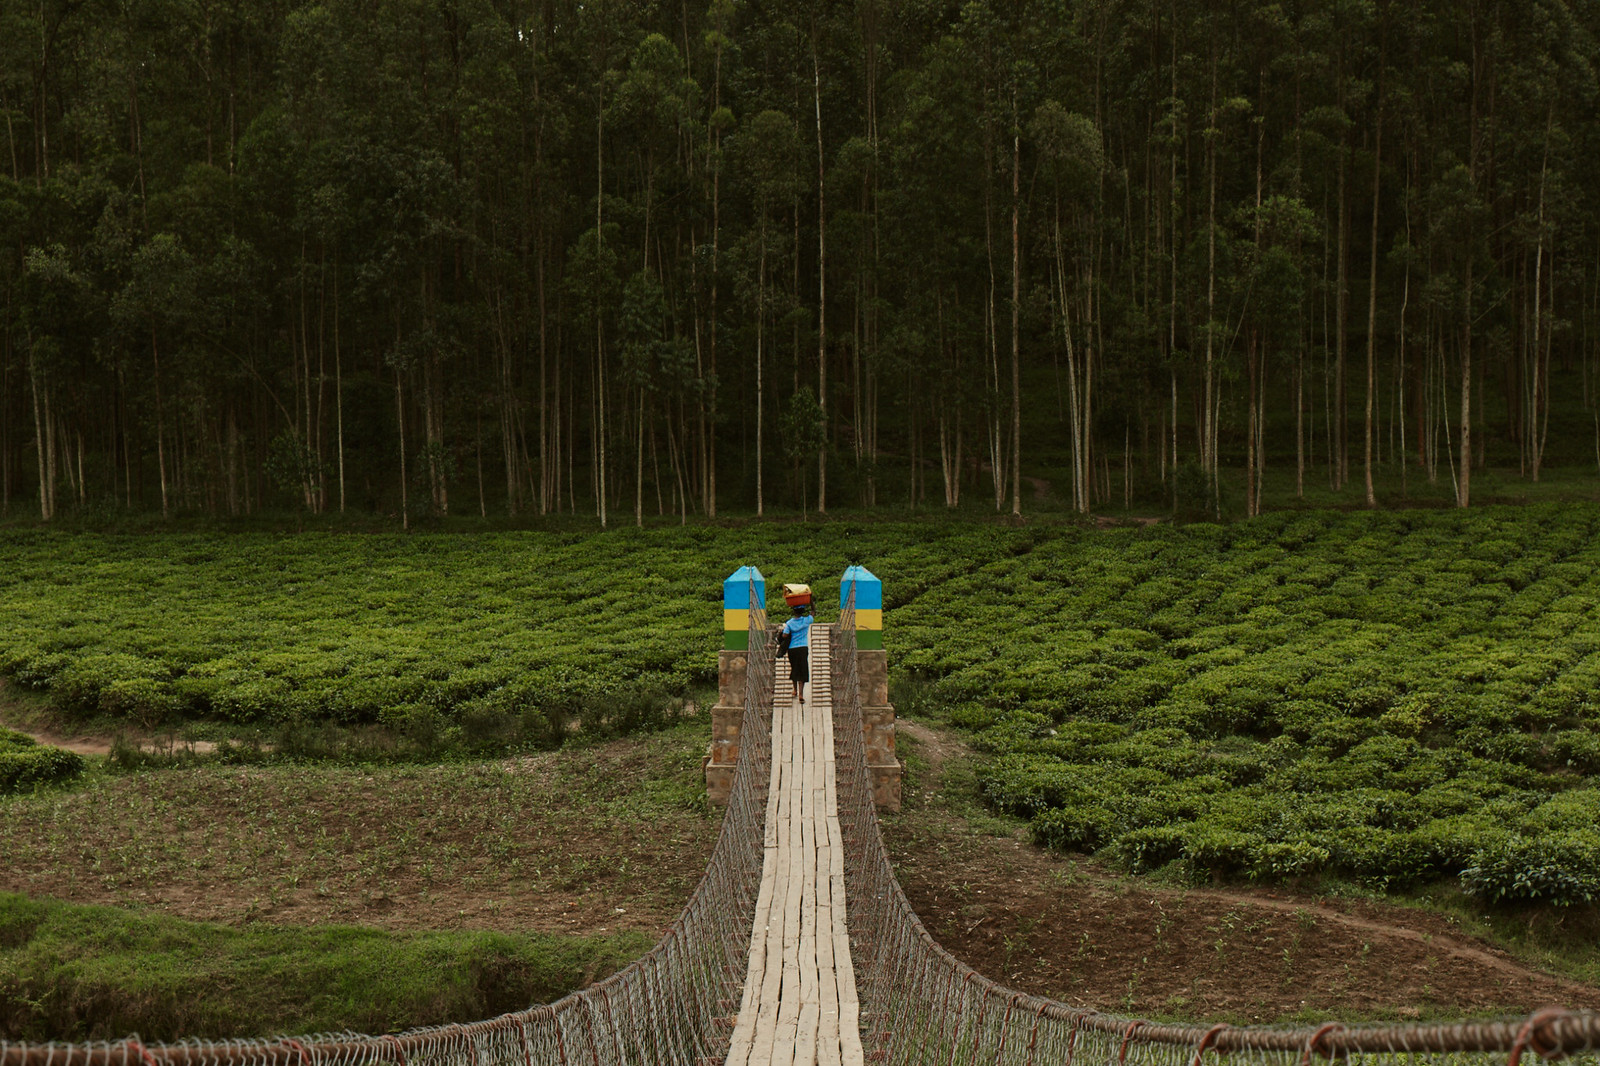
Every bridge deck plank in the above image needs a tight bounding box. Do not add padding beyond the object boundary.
[727,625,864,1066]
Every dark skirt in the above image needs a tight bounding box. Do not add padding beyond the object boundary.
[787,646,810,685]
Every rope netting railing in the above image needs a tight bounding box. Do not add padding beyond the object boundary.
[1,581,777,1066]
[831,587,1600,1066]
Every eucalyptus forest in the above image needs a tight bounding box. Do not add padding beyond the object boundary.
[2,0,1598,523]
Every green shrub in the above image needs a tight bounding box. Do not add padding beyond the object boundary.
[1461,834,1600,907]
[0,730,86,794]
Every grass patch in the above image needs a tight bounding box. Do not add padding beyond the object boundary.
[0,892,649,1041]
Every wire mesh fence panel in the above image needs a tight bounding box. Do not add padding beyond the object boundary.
[830,585,1600,1066]
[1,582,776,1066]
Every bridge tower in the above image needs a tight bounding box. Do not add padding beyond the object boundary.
[704,565,764,804]
[705,564,901,811]
[839,565,902,811]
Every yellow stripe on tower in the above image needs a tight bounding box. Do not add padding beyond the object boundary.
[854,608,883,630]
[724,609,751,632]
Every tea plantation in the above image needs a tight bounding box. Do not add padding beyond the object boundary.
[2,506,1598,905]
[889,506,1600,906]
[0,524,1011,736]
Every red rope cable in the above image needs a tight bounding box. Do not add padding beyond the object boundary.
[1300,1022,1345,1066]
[511,1016,532,1066]
[1510,1008,1574,1066]
[1021,1002,1050,1066]
[120,1040,159,1066]
[1118,1020,1148,1066]
[1190,1024,1231,1066]
[1064,1012,1085,1066]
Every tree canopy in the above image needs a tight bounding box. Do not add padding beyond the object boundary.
[2,0,1598,522]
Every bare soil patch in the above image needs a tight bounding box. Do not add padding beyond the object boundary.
[883,718,1600,1023]
[0,725,719,940]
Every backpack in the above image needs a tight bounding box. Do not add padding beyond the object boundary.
[777,624,793,654]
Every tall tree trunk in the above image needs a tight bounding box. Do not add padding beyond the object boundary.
[151,322,168,518]
[706,25,724,519]
[1530,108,1552,482]
[1168,8,1179,501]
[1082,267,1095,514]
[1363,44,1385,508]
[28,351,50,520]
[2,85,18,181]
[1010,98,1022,518]
[1296,356,1305,498]
[334,265,345,512]
[396,364,408,530]
[984,106,1004,512]
[1458,256,1473,509]
[1331,142,1344,486]
[1458,10,1483,508]
[1398,193,1411,499]
[1246,330,1259,516]
[1203,62,1218,504]
[538,220,549,514]
[534,48,549,517]
[315,252,327,513]
[813,38,827,515]
[1055,205,1086,513]
[595,74,608,529]
[757,230,766,517]
[635,386,645,527]
[226,405,239,516]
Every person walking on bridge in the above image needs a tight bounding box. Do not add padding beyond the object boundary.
[780,604,813,705]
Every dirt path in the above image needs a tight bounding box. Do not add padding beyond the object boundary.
[0,685,220,756]
[3,720,115,756]
[885,719,1600,1022]
[0,685,111,755]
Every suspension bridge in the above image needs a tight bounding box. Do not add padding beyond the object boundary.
[3,565,1599,1066]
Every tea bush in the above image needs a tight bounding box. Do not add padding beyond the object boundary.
[0,524,1034,741]
[4,507,1598,901]
[889,505,1600,904]
[0,730,85,794]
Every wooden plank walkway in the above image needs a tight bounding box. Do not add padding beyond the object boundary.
[725,625,864,1066]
